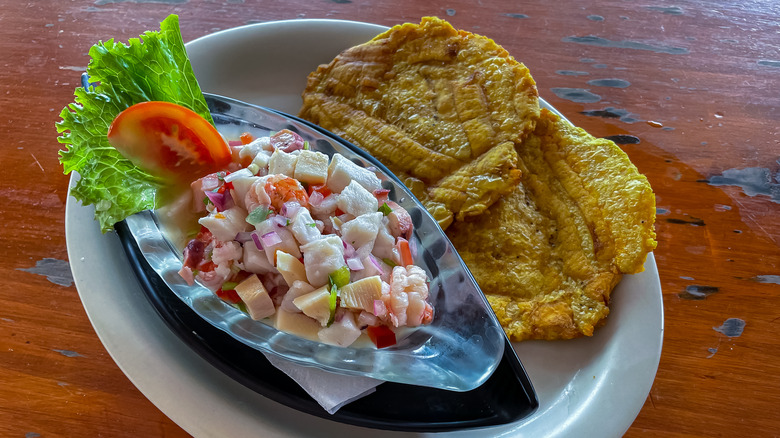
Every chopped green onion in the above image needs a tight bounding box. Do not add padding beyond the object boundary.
[328,266,350,289]
[246,206,270,225]
[378,202,392,216]
[203,196,210,206]
[303,141,310,150]
[382,258,397,268]
[236,301,248,313]
[327,284,338,326]
[307,222,317,228]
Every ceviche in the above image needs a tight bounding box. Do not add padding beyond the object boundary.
[176,129,433,348]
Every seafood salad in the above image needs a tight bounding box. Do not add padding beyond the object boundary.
[177,129,433,348]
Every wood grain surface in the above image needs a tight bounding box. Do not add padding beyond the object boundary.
[2,0,779,436]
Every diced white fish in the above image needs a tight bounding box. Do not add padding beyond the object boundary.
[350,255,387,282]
[309,192,339,218]
[356,310,379,328]
[229,176,260,211]
[340,212,383,252]
[293,149,329,185]
[337,180,378,217]
[326,153,381,193]
[198,206,250,242]
[242,240,276,274]
[250,150,273,171]
[300,235,346,287]
[290,208,322,245]
[281,280,315,313]
[239,136,271,161]
[268,149,298,177]
[371,221,396,260]
[318,310,361,347]
[255,218,301,265]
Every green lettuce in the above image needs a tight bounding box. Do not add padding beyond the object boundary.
[57,14,212,232]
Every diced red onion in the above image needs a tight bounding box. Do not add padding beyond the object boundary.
[343,240,356,257]
[281,201,301,218]
[271,215,288,228]
[251,232,263,250]
[205,190,228,211]
[346,257,364,271]
[234,231,253,243]
[224,168,253,182]
[409,237,418,259]
[228,140,243,147]
[261,231,282,247]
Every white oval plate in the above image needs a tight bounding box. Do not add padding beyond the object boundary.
[66,18,663,438]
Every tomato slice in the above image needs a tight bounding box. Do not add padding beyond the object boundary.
[107,101,231,181]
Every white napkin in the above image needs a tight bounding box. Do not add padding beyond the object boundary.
[263,353,383,414]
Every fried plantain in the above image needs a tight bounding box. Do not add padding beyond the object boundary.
[300,18,656,341]
[447,109,656,340]
[300,17,539,229]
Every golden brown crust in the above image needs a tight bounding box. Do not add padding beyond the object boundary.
[299,17,656,341]
[448,110,656,341]
[300,17,539,228]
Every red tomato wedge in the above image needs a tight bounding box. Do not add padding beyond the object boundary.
[107,101,231,181]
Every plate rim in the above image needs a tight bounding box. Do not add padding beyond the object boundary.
[65,17,663,438]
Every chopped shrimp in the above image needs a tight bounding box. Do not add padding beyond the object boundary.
[211,241,243,280]
[385,265,429,327]
[244,176,271,213]
[196,268,227,291]
[265,174,309,212]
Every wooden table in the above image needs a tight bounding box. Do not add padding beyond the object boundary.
[2,0,778,436]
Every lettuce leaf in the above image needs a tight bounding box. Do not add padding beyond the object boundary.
[57,14,211,232]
